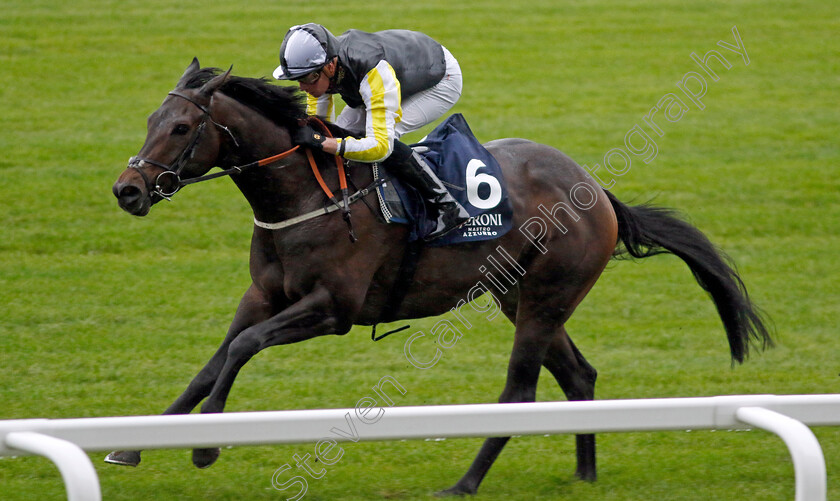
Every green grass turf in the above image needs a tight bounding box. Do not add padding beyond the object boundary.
[1,0,838,499]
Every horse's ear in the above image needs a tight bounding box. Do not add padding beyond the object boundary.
[177,57,201,88]
[198,65,232,98]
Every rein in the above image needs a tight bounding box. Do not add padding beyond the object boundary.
[300,117,358,242]
[129,92,365,241]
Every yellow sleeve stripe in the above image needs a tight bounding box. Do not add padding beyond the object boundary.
[305,93,319,116]
[306,92,334,121]
[341,60,402,163]
[367,67,390,160]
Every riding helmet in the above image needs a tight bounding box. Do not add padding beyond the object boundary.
[273,23,339,80]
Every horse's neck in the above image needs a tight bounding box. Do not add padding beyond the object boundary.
[209,95,305,221]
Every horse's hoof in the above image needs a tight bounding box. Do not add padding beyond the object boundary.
[192,447,221,468]
[434,484,475,497]
[104,450,141,467]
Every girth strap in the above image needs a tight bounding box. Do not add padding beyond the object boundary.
[254,179,383,231]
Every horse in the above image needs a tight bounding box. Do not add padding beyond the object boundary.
[109,58,772,496]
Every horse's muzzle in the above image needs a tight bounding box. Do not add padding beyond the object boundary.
[113,176,152,216]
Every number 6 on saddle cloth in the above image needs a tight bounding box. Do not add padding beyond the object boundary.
[375,113,514,246]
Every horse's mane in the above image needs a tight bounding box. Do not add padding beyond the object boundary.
[182,67,308,131]
[181,66,361,144]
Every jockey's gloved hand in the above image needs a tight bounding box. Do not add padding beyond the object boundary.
[294,125,326,150]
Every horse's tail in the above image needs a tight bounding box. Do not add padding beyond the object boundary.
[605,190,773,364]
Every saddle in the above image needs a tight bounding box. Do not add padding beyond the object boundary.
[373,114,514,247]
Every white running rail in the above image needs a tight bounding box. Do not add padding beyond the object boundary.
[2,394,838,501]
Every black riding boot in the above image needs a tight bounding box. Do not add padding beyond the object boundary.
[384,141,470,240]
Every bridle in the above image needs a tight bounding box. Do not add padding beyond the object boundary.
[125,89,375,241]
[128,90,241,200]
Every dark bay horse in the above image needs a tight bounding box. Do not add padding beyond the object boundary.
[109,59,771,495]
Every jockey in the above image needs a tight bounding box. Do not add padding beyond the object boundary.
[273,23,470,241]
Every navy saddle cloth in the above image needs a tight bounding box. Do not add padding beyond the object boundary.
[373,113,513,246]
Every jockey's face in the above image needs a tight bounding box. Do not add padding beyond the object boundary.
[298,59,336,97]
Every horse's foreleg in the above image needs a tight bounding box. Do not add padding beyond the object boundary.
[542,327,597,481]
[104,285,274,467]
[193,286,348,468]
[165,285,275,416]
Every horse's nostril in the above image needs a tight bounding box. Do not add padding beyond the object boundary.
[113,180,151,216]
[116,184,141,201]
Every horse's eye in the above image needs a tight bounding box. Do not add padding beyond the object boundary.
[172,124,190,135]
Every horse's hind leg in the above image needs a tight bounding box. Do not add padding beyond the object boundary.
[438,305,558,496]
[542,326,597,481]
[439,235,611,495]
[437,324,596,496]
